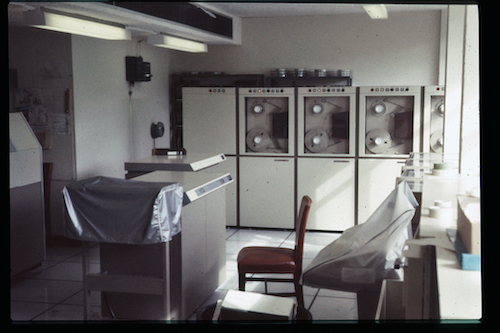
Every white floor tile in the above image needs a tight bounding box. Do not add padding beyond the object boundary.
[303,232,341,259]
[304,232,342,245]
[225,239,283,255]
[227,228,293,243]
[242,280,266,293]
[10,301,53,321]
[45,246,83,262]
[28,261,98,281]
[304,294,315,310]
[317,288,357,298]
[66,245,100,264]
[10,228,355,322]
[13,260,60,280]
[31,304,102,321]
[217,270,239,291]
[11,279,82,304]
[225,228,238,239]
[225,253,238,271]
[303,285,319,296]
[309,295,358,321]
[61,290,101,307]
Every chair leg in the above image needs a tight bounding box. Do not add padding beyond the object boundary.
[295,281,305,308]
[238,271,246,291]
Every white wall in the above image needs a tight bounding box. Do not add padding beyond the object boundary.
[71,36,172,180]
[8,27,76,237]
[8,27,75,181]
[460,5,480,192]
[125,40,172,161]
[171,10,443,86]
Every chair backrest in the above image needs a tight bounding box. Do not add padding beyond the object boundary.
[294,195,312,273]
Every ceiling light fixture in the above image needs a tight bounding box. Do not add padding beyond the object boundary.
[363,4,388,19]
[23,9,131,40]
[147,34,207,53]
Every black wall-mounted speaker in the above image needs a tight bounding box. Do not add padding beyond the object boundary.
[126,56,152,83]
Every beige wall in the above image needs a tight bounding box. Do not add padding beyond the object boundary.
[171,10,443,86]
[71,36,172,180]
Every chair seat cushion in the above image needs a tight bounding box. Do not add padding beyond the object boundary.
[237,247,296,273]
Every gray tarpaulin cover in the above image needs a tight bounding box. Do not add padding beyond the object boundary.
[63,176,183,244]
[301,181,418,293]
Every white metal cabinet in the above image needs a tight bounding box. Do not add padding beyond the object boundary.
[182,87,237,155]
[357,158,405,224]
[9,113,45,276]
[197,155,237,226]
[297,158,355,231]
[203,189,227,295]
[182,87,237,227]
[239,157,295,228]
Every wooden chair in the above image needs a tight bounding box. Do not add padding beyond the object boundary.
[237,196,312,308]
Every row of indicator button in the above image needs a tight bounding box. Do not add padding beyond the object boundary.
[247,89,285,93]
[210,87,440,93]
[370,87,410,92]
[308,88,346,93]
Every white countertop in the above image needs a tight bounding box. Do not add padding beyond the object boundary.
[134,170,233,205]
[418,209,482,321]
[125,153,227,172]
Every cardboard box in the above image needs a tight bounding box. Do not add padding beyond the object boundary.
[457,196,481,255]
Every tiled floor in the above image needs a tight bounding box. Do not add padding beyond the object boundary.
[10,228,358,322]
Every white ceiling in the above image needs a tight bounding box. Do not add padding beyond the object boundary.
[8,2,448,43]
[199,2,448,18]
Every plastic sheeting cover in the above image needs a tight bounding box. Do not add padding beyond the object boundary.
[63,176,183,244]
[301,181,418,293]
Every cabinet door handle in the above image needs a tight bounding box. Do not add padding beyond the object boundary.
[333,160,349,163]
[274,159,289,162]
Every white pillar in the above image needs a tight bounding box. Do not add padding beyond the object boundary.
[443,5,465,156]
[460,5,480,192]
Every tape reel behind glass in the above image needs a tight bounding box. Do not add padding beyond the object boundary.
[246,128,271,152]
[245,97,289,153]
[430,96,444,152]
[304,97,349,154]
[365,96,414,155]
[430,130,443,153]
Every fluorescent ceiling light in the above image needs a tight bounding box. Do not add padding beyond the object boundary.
[23,9,131,40]
[147,35,207,53]
[363,4,388,19]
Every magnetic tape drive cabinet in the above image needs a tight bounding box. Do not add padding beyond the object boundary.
[357,86,422,224]
[297,87,357,157]
[358,86,421,158]
[296,87,356,231]
[238,87,295,228]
